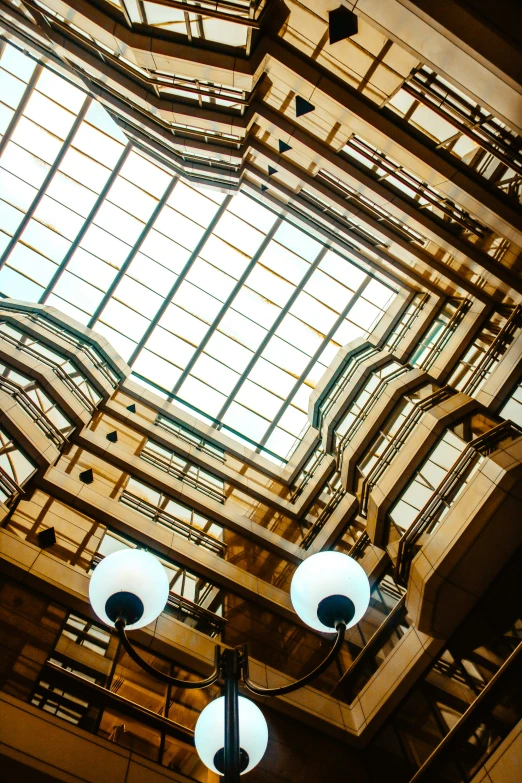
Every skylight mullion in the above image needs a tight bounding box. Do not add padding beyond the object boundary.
[170,215,284,395]
[0,96,92,272]
[0,63,42,160]
[127,194,233,366]
[259,276,372,447]
[215,243,330,422]
[87,176,178,328]
[39,142,133,304]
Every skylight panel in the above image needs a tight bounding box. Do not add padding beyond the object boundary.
[171,280,223,324]
[126,254,177,294]
[140,230,191,273]
[159,304,208,345]
[154,205,206,250]
[80,224,131,266]
[52,271,104,318]
[113,276,163,318]
[133,349,182,390]
[204,331,253,375]
[186,258,237,302]
[145,327,195,369]
[1,144,49,190]
[215,211,264,257]
[0,69,27,110]
[45,171,99,217]
[0,104,13,136]
[231,286,281,330]
[19,220,69,264]
[66,248,117,290]
[33,196,84,241]
[0,41,401,461]
[179,376,227,418]
[222,402,270,442]
[35,69,83,114]
[218,309,266,352]
[1,43,36,82]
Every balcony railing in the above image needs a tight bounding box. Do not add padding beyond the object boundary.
[0,327,97,413]
[0,304,122,388]
[394,421,522,584]
[358,387,456,517]
[333,595,410,703]
[119,490,227,557]
[314,345,379,431]
[410,642,522,783]
[0,375,67,448]
[92,552,226,637]
[155,414,226,462]
[290,448,327,503]
[460,305,522,397]
[0,464,23,507]
[139,444,225,504]
[300,484,346,550]
[385,293,430,354]
[414,298,472,372]
[335,365,410,469]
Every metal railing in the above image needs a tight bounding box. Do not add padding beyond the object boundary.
[461,305,522,397]
[344,136,489,239]
[358,387,455,517]
[335,365,410,469]
[0,375,67,448]
[394,421,522,584]
[155,414,226,463]
[385,293,430,354]
[347,530,371,560]
[140,444,225,504]
[314,345,379,431]
[413,298,472,372]
[0,304,121,388]
[409,642,522,783]
[300,484,346,550]
[92,552,226,637]
[333,596,410,703]
[119,490,227,557]
[0,464,23,507]
[290,448,327,503]
[0,327,97,413]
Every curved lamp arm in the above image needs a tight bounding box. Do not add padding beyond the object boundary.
[115,619,221,689]
[242,622,346,697]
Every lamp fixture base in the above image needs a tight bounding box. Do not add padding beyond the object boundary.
[106,591,144,626]
[214,747,249,774]
[317,594,355,628]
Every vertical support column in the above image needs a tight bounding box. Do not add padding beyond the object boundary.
[223,647,241,783]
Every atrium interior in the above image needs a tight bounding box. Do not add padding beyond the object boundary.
[0,1,521,782]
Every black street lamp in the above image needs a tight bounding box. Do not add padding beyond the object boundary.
[89,548,370,782]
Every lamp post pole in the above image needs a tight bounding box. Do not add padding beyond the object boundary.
[223,648,241,783]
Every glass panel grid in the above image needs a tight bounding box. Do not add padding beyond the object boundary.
[0,42,399,461]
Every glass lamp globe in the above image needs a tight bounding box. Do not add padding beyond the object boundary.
[89,548,170,630]
[195,695,268,776]
[290,551,370,633]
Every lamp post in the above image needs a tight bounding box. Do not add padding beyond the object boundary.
[89,549,370,781]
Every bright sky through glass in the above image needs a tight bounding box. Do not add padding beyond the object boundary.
[0,42,397,461]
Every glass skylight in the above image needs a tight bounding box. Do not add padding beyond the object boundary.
[0,42,398,461]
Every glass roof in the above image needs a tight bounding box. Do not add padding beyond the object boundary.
[0,42,397,462]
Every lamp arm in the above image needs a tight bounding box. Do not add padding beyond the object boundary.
[242,622,346,697]
[115,619,221,689]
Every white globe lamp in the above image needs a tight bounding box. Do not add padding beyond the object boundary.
[89,548,170,630]
[290,551,370,633]
[195,695,268,775]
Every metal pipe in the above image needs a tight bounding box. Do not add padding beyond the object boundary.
[223,648,241,783]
